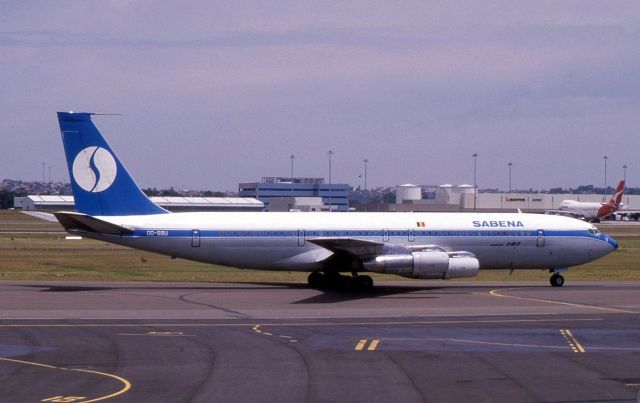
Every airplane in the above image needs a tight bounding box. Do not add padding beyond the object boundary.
[47,111,618,290]
[615,206,640,221]
[547,180,625,222]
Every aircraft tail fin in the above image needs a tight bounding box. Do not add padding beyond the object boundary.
[597,180,625,218]
[608,180,625,207]
[57,112,168,216]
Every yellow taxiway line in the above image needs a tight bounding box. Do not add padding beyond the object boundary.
[355,339,380,351]
[0,317,603,329]
[560,329,586,353]
[488,288,634,314]
[0,357,131,402]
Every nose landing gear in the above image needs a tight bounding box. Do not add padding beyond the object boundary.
[549,268,567,287]
[550,273,565,287]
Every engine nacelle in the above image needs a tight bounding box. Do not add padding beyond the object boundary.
[362,251,479,279]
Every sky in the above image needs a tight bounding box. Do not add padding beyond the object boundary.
[1,1,639,192]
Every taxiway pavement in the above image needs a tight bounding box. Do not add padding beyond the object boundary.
[0,280,638,402]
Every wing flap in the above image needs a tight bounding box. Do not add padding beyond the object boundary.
[308,237,452,261]
[307,237,384,258]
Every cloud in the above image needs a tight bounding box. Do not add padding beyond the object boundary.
[0,1,639,190]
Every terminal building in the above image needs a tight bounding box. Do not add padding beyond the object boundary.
[238,177,349,211]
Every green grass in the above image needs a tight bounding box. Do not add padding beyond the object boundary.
[1,209,639,282]
[0,209,64,231]
[0,234,306,282]
[476,236,640,281]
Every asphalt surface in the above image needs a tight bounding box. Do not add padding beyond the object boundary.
[0,280,639,402]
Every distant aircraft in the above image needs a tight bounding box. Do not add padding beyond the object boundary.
[549,180,625,222]
[47,112,618,289]
[616,204,640,221]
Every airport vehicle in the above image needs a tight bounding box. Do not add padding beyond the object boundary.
[51,112,618,289]
[547,180,625,222]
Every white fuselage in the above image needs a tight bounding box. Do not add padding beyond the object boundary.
[559,200,604,220]
[77,211,616,273]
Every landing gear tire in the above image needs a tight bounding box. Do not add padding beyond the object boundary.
[307,271,326,289]
[354,275,374,291]
[550,273,565,287]
[324,273,343,290]
[308,272,374,292]
[339,275,354,290]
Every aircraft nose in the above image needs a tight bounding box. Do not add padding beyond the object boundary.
[602,234,618,250]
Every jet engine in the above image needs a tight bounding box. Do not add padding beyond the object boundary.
[362,251,479,279]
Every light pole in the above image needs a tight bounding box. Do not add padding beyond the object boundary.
[363,159,368,190]
[472,153,478,210]
[328,150,334,211]
[603,155,608,201]
[290,154,295,197]
[507,162,513,193]
[623,164,627,188]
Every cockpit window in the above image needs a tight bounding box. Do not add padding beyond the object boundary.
[588,228,601,236]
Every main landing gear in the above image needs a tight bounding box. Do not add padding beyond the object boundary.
[307,271,374,292]
[549,268,567,287]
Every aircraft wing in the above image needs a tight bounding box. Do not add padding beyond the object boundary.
[306,237,384,259]
[307,237,450,260]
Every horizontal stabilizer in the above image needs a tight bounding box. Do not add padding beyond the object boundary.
[21,211,59,223]
[53,211,133,236]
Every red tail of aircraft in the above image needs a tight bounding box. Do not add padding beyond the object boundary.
[597,180,625,218]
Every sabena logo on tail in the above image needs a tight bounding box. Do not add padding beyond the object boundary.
[72,146,118,192]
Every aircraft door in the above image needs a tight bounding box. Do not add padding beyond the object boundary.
[408,228,415,242]
[298,229,305,246]
[383,229,390,242]
[191,230,201,247]
[536,229,545,247]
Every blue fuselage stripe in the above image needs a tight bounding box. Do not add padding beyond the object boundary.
[131,229,601,240]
